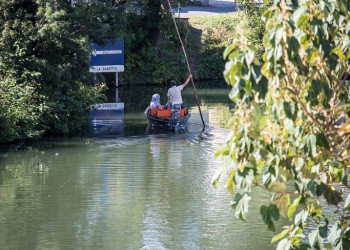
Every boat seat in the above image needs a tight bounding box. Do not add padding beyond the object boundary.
[150,107,188,118]
[150,105,164,116]
[157,109,171,118]
[180,108,187,118]
[150,108,159,116]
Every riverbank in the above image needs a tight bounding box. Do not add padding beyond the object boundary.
[184,12,249,82]
[105,11,249,86]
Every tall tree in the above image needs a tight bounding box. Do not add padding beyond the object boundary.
[0,0,123,141]
[215,0,350,248]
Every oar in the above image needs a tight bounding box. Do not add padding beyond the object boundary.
[166,0,206,127]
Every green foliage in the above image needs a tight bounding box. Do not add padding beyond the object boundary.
[237,0,274,58]
[190,13,247,81]
[0,76,45,143]
[0,0,187,142]
[42,80,103,134]
[0,0,115,142]
[215,0,350,248]
[124,15,187,84]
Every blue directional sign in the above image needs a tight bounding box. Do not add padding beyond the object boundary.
[89,38,124,73]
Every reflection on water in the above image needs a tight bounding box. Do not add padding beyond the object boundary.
[0,87,278,249]
[89,110,124,136]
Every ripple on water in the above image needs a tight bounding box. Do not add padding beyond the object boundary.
[0,124,276,249]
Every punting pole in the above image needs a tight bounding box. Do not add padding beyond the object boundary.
[166,0,206,127]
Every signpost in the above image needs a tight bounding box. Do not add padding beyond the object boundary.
[89,38,124,73]
[89,39,125,135]
[89,38,124,103]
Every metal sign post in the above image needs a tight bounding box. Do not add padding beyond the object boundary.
[88,39,125,135]
[116,72,119,102]
[89,38,124,107]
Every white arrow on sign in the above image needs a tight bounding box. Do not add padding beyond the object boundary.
[91,50,122,56]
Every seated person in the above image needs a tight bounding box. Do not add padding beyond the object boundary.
[150,93,162,109]
[145,93,162,115]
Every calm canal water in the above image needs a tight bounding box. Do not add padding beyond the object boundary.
[0,86,279,249]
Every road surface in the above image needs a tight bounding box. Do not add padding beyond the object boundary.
[172,0,237,18]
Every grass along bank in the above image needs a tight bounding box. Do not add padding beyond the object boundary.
[186,12,251,84]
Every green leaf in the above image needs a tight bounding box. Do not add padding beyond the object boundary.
[319,225,327,238]
[274,44,283,61]
[274,194,290,218]
[277,238,292,250]
[251,65,262,84]
[309,49,319,64]
[288,195,302,220]
[346,21,350,35]
[309,225,327,248]
[310,134,317,157]
[260,204,280,231]
[293,6,307,26]
[295,157,304,171]
[294,209,308,226]
[235,167,255,191]
[229,83,240,100]
[291,0,298,7]
[262,9,273,22]
[211,169,222,189]
[341,236,350,250]
[328,222,341,246]
[297,15,309,28]
[268,27,277,45]
[268,181,286,192]
[271,227,290,243]
[316,134,330,150]
[311,80,323,97]
[316,182,328,196]
[323,187,343,206]
[308,202,323,218]
[245,51,254,65]
[283,101,295,119]
[223,43,237,59]
[231,193,251,221]
[225,170,236,194]
[287,36,300,58]
[344,193,350,209]
[308,181,328,196]
[275,26,283,45]
[309,229,318,247]
[215,146,228,158]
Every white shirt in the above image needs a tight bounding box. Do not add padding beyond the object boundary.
[150,101,160,108]
[167,85,184,105]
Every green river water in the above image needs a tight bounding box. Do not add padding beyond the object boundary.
[0,86,281,249]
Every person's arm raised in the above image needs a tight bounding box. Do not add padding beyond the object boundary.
[182,74,192,88]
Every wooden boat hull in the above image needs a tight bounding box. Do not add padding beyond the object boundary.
[146,113,191,130]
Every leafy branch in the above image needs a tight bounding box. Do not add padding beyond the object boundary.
[217,0,350,248]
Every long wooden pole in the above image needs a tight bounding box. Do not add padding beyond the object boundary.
[166,0,206,127]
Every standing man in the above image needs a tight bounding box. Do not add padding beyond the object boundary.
[167,74,192,119]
